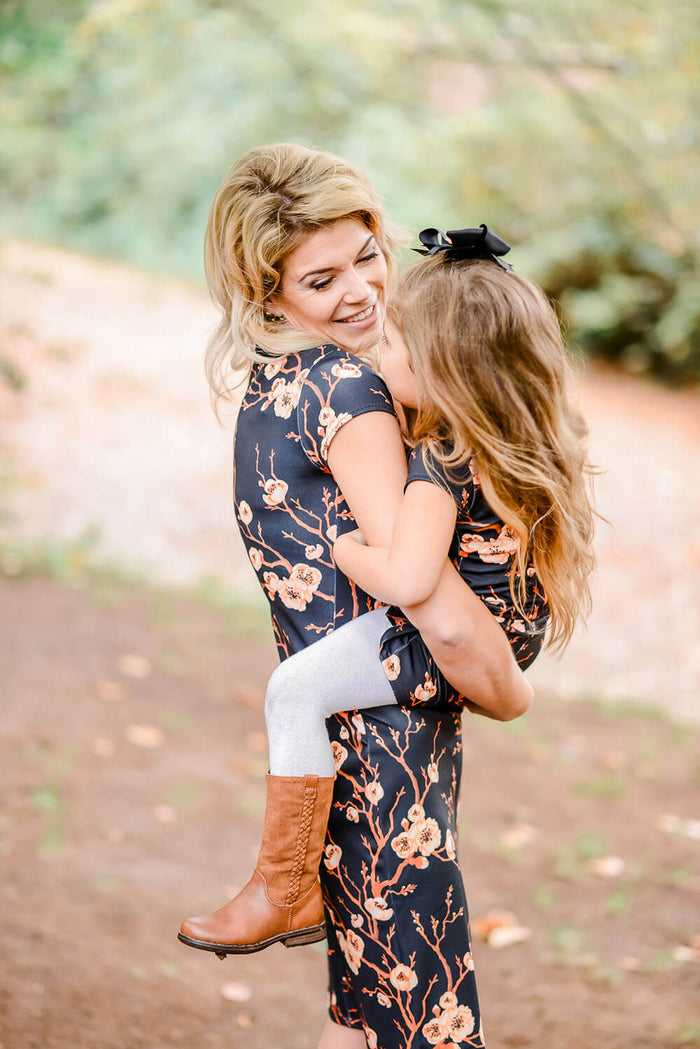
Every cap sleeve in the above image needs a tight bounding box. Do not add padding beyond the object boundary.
[297,350,396,471]
[406,442,475,509]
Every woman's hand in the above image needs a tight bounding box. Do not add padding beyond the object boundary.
[334,528,366,550]
[404,560,534,721]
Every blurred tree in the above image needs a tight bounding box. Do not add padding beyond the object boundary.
[0,0,698,379]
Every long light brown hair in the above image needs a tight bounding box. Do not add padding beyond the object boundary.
[204,143,402,403]
[388,254,596,649]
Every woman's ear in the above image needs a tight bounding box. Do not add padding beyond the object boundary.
[264,295,286,321]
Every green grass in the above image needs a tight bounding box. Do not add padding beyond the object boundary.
[532,881,560,912]
[676,1022,700,1045]
[574,773,628,800]
[0,537,271,639]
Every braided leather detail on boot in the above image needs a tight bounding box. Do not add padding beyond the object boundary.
[285,781,317,906]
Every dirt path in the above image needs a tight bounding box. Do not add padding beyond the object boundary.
[1,239,699,732]
[1,575,699,1049]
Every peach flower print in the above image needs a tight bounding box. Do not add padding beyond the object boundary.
[414,676,437,702]
[427,761,439,783]
[305,543,324,560]
[337,929,364,975]
[276,563,323,612]
[339,726,349,739]
[411,817,441,856]
[445,828,456,860]
[391,830,416,859]
[331,741,348,769]
[331,361,363,379]
[365,780,384,804]
[350,913,364,928]
[269,369,309,419]
[439,991,458,1010]
[443,1005,475,1040]
[263,359,284,379]
[237,501,253,525]
[262,571,281,599]
[262,477,289,506]
[408,803,425,823]
[422,1018,445,1046]
[321,410,353,460]
[248,548,263,571]
[346,805,359,823]
[376,992,392,1008]
[382,654,401,681]
[351,713,365,734]
[364,896,394,921]
[460,524,519,564]
[365,1029,378,1049]
[323,843,342,870]
[326,524,338,541]
[389,963,418,992]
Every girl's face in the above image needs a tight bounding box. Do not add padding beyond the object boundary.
[272,218,388,353]
[380,318,420,409]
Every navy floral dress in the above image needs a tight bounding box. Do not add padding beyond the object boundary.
[380,444,550,712]
[233,344,486,1048]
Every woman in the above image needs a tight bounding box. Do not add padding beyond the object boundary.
[182,144,531,1049]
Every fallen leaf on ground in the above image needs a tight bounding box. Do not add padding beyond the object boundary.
[499,822,538,849]
[245,731,268,753]
[153,804,177,823]
[473,910,531,948]
[220,982,252,1003]
[656,814,700,840]
[588,856,625,878]
[95,678,128,702]
[92,736,115,758]
[118,654,152,679]
[488,924,532,949]
[237,687,264,708]
[600,750,627,771]
[126,724,164,748]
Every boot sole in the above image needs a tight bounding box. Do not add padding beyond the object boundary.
[177,922,327,958]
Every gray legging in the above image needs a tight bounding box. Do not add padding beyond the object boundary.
[265,608,397,778]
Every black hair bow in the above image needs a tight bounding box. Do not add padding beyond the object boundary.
[413,224,512,270]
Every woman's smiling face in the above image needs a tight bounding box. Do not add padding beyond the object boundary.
[271,218,388,353]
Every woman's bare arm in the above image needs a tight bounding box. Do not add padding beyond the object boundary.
[328,414,533,721]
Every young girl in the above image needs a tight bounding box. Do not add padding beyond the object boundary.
[179,225,595,959]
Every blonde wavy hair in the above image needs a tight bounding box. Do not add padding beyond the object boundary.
[388,255,596,650]
[204,143,401,403]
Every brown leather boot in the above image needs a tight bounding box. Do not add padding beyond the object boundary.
[178,773,335,957]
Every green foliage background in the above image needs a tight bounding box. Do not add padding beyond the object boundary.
[2,0,699,381]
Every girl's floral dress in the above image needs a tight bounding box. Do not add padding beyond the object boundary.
[380,444,550,712]
[233,344,486,1048]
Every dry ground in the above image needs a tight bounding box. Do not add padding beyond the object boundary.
[1,575,699,1049]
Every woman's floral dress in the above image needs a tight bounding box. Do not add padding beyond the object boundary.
[380,444,550,712]
[233,344,486,1048]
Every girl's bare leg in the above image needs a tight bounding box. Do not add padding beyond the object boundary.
[317,1018,366,1048]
